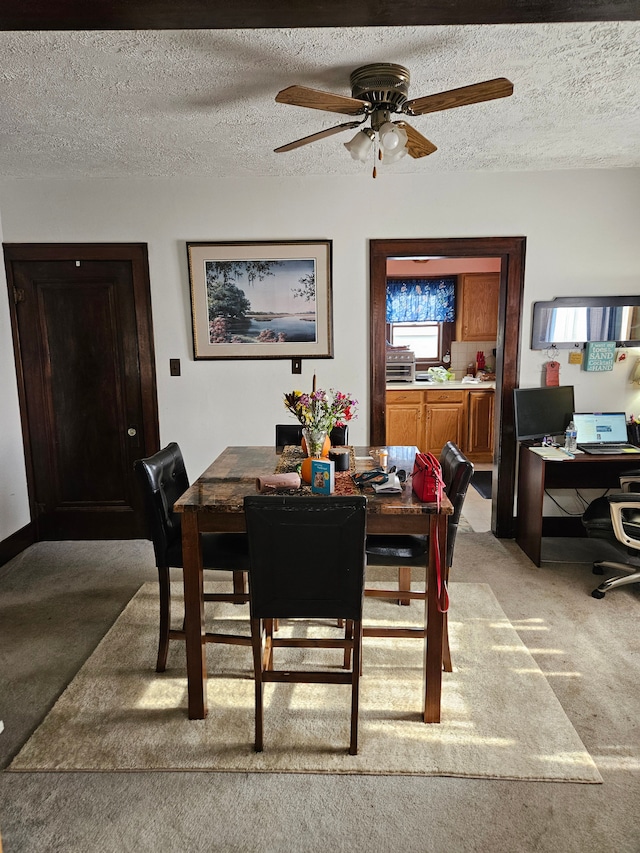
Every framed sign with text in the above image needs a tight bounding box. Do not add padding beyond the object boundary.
[584,341,616,372]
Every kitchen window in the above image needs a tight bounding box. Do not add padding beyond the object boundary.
[389,320,453,367]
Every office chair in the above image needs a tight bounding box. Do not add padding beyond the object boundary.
[582,479,640,599]
[365,441,474,671]
[244,495,367,755]
[275,423,349,448]
[134,442,251,672]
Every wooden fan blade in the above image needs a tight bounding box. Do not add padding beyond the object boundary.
[405,77,514,116]
[275,85,369,116]
[395,121,437,158]
[274,121,363,153]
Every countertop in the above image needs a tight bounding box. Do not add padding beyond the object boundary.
[386,380,496,391]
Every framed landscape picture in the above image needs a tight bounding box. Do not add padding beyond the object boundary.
[187,240,333,359]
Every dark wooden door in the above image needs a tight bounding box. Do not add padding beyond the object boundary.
[5,244,159,540]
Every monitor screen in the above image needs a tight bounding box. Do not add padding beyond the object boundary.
[513,385,575,442]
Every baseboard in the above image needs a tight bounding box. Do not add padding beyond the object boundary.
[0,521,36,567]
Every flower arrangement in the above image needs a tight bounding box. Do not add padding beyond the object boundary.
[284,388,358,434]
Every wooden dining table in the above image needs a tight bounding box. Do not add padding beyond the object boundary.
[174,445,453,723]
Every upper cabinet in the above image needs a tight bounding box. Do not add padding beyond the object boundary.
[456,273,499,342]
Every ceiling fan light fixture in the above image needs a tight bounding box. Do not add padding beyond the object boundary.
[378,121,408,153]
[380,144,408,165]
[344,128,375,161]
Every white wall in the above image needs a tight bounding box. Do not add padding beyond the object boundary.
[1,168,639,538]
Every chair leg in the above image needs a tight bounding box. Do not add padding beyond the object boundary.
[233,570,247,602]
[251,617,264,752]
[349,620,362,755]
[398,566,411,606]
[156,565,171,672]
[592,565,640,598]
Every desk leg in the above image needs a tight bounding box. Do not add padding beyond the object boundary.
[515,446,545,567]
[182,513,207,719]
[424,511,447,723]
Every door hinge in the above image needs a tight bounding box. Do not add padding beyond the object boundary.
[13,287,25,304]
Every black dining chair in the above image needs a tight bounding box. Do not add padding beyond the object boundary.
[244,495,367,755]
[275,423,349,448]
[364,441,474,671]
[134,442,251,672]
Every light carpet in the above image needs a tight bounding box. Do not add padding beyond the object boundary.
[9,581,602,782]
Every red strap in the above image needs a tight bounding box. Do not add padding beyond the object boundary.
[432,523,449,613]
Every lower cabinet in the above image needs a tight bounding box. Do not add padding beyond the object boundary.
[385,390,423,447]
[386,387,494,462]
[466,389,495,462]
[424,389,466,455]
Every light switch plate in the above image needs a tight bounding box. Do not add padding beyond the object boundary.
[169,358,181,376]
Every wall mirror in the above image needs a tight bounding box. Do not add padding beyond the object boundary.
[531,296,640,349]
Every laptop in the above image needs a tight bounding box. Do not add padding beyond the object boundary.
[573,412,640,455]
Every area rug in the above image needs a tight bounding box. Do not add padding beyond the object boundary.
[470,470,492,499]
[8,582,602,782]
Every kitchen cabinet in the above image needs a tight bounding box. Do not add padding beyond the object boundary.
[385,386,494,463]
[385,390,423,448]
[424,389,466,456]
[467,389,495,462]
[456,273,499,342]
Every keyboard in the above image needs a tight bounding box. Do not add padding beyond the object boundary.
[578,444,640,455]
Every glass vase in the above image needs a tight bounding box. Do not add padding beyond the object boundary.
[302,427,328,458]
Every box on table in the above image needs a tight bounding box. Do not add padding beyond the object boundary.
[311,458,335,494]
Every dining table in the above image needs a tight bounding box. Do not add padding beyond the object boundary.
[173,444,453,723]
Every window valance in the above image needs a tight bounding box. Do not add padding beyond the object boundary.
[386,278,455,323]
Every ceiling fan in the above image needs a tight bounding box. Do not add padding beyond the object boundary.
[274,63,513,177]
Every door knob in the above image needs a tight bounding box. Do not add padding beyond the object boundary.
[127,427,137,437]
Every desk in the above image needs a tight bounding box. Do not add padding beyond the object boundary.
[516,444,639,566]
[174,445,452,723]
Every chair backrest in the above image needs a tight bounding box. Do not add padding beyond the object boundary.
[330,424,349,445]
[275,424,303,447]
[244,495,367,620]
[134,442,190,566]
[275,424,349,447]
[440,441,474,565]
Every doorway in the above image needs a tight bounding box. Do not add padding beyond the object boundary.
[4,243,160,539]
[370,237,526,538]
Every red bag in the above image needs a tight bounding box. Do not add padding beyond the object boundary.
[412,451,448,613]
[412,452,444,507]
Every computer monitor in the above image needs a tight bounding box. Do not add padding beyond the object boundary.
[513,385,575,442]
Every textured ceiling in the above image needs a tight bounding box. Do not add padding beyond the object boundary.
[1,23,639,179]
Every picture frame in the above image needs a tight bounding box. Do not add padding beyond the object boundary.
[186,240,333,360]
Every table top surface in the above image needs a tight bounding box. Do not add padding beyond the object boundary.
[175,445,453,516]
